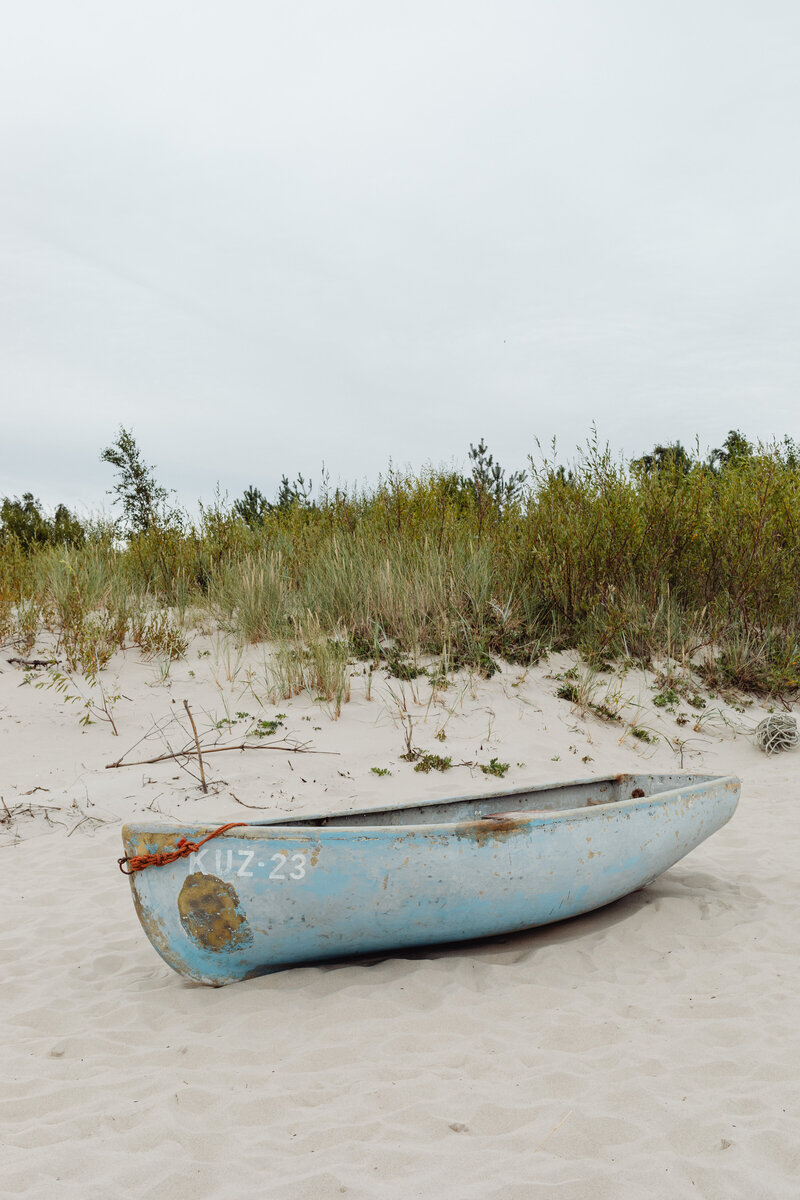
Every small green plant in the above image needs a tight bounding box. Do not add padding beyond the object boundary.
[61,620,117,674]
[435,728,447,742]
[347,630,382,664]
[556,674,621,722]
[688,694,706,710]
[413,753,452,773]
[370,767,392,777]
[250,716,285,739]
[630,727,657,744]
[427,670,450,692]
[479,758,509,778]
[214,711,286,738]
[15,601,40,654]
[132,611,188,661]
[37,667,121,735]
[472,649,500,679]
[652,688,680,710]
[386,652,425,681]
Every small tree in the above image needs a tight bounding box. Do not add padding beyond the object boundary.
[466,438,526,507]
[779,437,800,470]
[709,429,753,471]
[275,473,313,511]
[631,441,693,475]
[0,493,84,548]
[233,474,314,526]
[100,427,170,534]
[0,493,49,547]
[233,485,271,528]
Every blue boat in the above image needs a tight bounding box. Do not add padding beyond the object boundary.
[120,772,740,985]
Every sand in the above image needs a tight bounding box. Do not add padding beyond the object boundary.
[1,639,798,1199]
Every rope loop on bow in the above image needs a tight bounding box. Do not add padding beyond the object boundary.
[118,822,247,874]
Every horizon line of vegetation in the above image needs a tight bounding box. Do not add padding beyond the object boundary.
[2,427,800,698]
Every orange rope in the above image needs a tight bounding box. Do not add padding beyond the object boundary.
[118,822,248,875]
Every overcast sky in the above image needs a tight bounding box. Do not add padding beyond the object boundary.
[2,1,799,514]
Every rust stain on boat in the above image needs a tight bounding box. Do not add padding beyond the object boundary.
[127,830,181,860]
[178,873,254,953]
[456,817,532,847]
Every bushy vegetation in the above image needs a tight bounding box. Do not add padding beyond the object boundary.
[0,493,85,549]
[2,429,800,698]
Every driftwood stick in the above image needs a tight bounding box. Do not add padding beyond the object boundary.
[105,739,338,770]
[531,1109,574,1154]
[230,792,270,810]
[183,700,208,793]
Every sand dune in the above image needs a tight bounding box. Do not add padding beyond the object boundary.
[2,643,798,1198]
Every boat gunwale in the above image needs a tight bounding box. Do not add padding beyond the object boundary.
[122,774,740,842]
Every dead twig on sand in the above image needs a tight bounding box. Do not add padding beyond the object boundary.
[1,799,67,842]
[531,1109,574,1154]
[106,737,337,771]
[67,813,109,836]
[183,700,208,793]
[230,792,271,810]
[105,706,339,787]
[1,799,62,825]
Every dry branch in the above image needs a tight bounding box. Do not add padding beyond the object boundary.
[105,738,337,770]
[229,792,271,810]
[183,700,208,793]
[1,799,66,838]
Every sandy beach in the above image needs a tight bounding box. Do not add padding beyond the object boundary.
[4,0,799,1193]
[2,641,798,1199]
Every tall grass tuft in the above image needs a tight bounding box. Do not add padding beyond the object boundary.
[266,614,351,718]
[209,551,288,644]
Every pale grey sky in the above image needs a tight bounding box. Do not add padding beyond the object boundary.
[2,1,799,513]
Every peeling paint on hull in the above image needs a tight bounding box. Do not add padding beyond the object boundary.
[178,873,253,953]
[122,773,740,986]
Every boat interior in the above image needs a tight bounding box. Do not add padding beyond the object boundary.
[252,774,720,829]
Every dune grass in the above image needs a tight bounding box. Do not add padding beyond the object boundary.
[2,437,800,703]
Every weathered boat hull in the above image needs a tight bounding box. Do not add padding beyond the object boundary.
[122,773,740,985]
